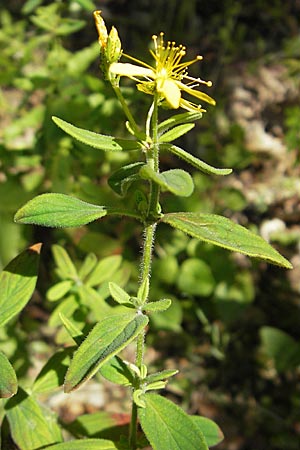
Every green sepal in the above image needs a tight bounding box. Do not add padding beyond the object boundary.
[138,393,208,450]
[0,243,42,327]
[159,123,195,143]
[161,143,232,176]
[64,312,149,392]
[0,351,17,398]
[140,165,194,197]
[52,116,143,152]
[14,193,107,228]
[161,212,292,269]
[142,298,172,312]
[158,111,202,135]
[108,162,145,196]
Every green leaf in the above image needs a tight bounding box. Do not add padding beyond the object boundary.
[59,312,85,346]
[0,351,17,398]
[100,355,135,386]
[64,313,148,392]
[78,253,98,280]
[52,244,78,280]
[142,298,172,312]
[138,393,208,450]
[32,350,71,394]
[145,369,178,384]
[49,296,78,328]
[47,280,73,302]
[161,212,292,269]
[5,388,62,450]
[161,143,232,176]
[159,123,195,143]
[14,193,107,228]
[191,416,224,447]
[35,439,118,450]
[109,282,131,305]
[86,255,122,287]
[260,326,300,373]
[158,111,203,135]
[52,117,142,152]
[0,243,42,327]
[108,162,145,196]
[140,166,194,197]
[177,258,215,296]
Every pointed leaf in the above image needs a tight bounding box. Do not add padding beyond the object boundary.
[52,116,142,152]
[145,369,179,384]
[0,352,17,398]
[191,416,224,447]
[161,143,232,176]
[100,355,135,386]
[59,312,85,346]
[158,112,203,135]
[64,313,148,392]
[5,388,62,450]
[46,439,119,449]
[142,298,172,312]
[47,280,73,302]
[14,193,107,227]
[108,162,145,196]
[140,166,194,197]
[161,212,292,269]
[109,282,131,305]
[0,243,42,327]
[159,123,195,143]
[78,253,98,280]
[52,244,78,279]
[32,350,71,394]
[138,393,208,450]
[86,255,122,287]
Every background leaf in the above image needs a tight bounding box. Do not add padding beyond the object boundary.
[0,243,42,327]
[0,351,17,398]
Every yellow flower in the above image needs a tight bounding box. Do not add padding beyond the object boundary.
[109,32,215,112]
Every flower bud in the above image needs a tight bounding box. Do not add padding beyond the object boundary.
[106,26,122,63]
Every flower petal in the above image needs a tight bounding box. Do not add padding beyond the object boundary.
[110,62,154,78]
[162,79,181,109]
[179,83,216,105]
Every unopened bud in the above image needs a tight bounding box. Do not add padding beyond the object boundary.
[106,26,122,63]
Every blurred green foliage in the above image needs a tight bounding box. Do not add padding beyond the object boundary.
[1,1,300,449]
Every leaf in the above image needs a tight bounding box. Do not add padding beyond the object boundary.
[108,162,145,196]
[140,166,194,197]
[52,244,78,279]
[260,326,300,373]
[14,193,107,228]
[161,212,292,269]
[138,393,208,450]
[47,280,73,302]
[49,296,78,328]
[159,123,195,143]
[0,243,42,327]
[145,369,178,384]
[78,253,98,280]
[191,416,224,447]
[161,143,232,176]
[142,298,172,312]
[0,351,17,398]
[86,255,122,287]
[99,355,135,386]
[109,282,131,305]
[64,313,148,392]
[177,259,215,296]
[45,439,119,450]
[59,312,85,346]
[158,111,203,135]
[5,388,62,450]
[52,116,142,152]
[32,350,71,394]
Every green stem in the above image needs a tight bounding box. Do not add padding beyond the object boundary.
[111,84,140,135]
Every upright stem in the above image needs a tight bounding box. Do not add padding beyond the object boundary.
[129,95,160,449]
[111,84,140,136]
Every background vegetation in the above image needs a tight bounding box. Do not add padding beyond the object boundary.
[1,0,300,449]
